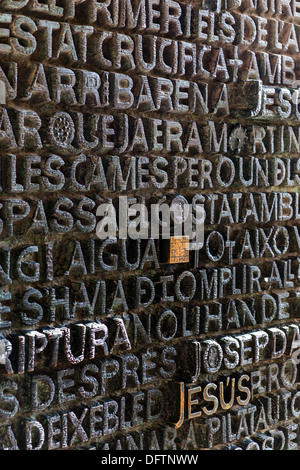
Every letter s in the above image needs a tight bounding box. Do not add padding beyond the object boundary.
[202,383,218,416]
[236,374,251,406]
[0,380,19,418]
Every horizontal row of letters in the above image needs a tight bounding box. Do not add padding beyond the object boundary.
[0,279,297,329]
[0,320,298,374]
[1,0,300,24]
[2,154,300,193]
[0,194,299,238]
[3,107,300,155]
[2,6,300,57]
[0,361,298,449]
[0,236,299,279]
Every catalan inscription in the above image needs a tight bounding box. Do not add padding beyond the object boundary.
[0,0,299,451]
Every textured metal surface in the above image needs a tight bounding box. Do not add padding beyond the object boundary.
[0,0,299,451]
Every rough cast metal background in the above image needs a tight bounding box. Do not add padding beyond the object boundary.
[0,0,300,451]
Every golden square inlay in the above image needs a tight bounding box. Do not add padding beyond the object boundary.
[168,236,190,264]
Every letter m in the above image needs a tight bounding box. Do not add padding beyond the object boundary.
[108,156,136,190]
[119,0,146,29]
[208,121,227,153]
[260,52,281,85]
[199,269,218,300]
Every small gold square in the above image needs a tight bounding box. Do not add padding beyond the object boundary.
[168,236,190,264]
